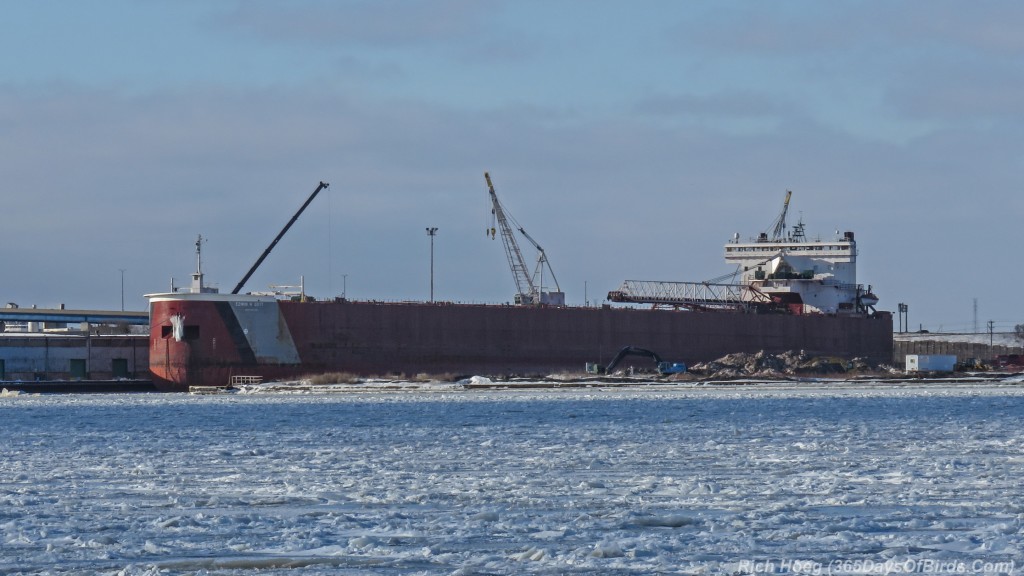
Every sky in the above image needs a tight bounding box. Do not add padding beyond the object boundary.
[2,0,1022,333]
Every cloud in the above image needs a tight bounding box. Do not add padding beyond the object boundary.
[667,1,1024,58]
[208,0,543,69]
[884,59,1024,122]
[665,3,869,56]
[3,55,1022,326]
[633,92,797,120]
[654,1,1024,155]
[906,2,1024,56]
[216,0,491,49]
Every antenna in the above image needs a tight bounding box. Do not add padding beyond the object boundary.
[195,234,205,275]
[191,234,208,293]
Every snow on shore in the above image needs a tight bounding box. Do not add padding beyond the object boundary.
[895,331,1022,348]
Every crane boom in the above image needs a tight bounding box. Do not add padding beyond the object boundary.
[517,226,561,293]
[232,181,329,295]
[485,172,536,304]
[768,190,792,241]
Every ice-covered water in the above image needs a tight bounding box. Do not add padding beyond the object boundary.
[3,382,1023,575]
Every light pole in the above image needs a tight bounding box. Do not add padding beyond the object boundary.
[426,227,438,302]
[342,274,347,299]
[119,268,126,311]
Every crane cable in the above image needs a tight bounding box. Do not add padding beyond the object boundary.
[487,190,497,239]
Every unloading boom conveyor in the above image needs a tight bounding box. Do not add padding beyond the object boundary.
[232,181,329,295]
[607,280,770,310]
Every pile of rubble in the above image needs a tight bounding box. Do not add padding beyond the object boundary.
[687,350,880,379]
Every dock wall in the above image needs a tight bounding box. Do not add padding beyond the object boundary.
[0,335,149,381]
[893,339,1023,364]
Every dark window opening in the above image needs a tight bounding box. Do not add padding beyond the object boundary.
[112,358,129,379]
[161,325,172,338]
[184,326,200,340]
[70,359,88,380]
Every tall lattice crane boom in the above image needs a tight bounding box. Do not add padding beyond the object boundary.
[485,172,537,304]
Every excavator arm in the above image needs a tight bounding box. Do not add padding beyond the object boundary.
[605,346,663,373]
[602,346,686,375]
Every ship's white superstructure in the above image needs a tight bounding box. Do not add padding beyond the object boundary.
[608,193,879,315]
[724,220,875,314]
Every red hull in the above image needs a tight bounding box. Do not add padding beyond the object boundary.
[149,296,893,391]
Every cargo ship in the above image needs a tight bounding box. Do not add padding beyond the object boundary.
[147,183,892,391]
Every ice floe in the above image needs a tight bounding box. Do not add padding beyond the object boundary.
[2,382,1023,574]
